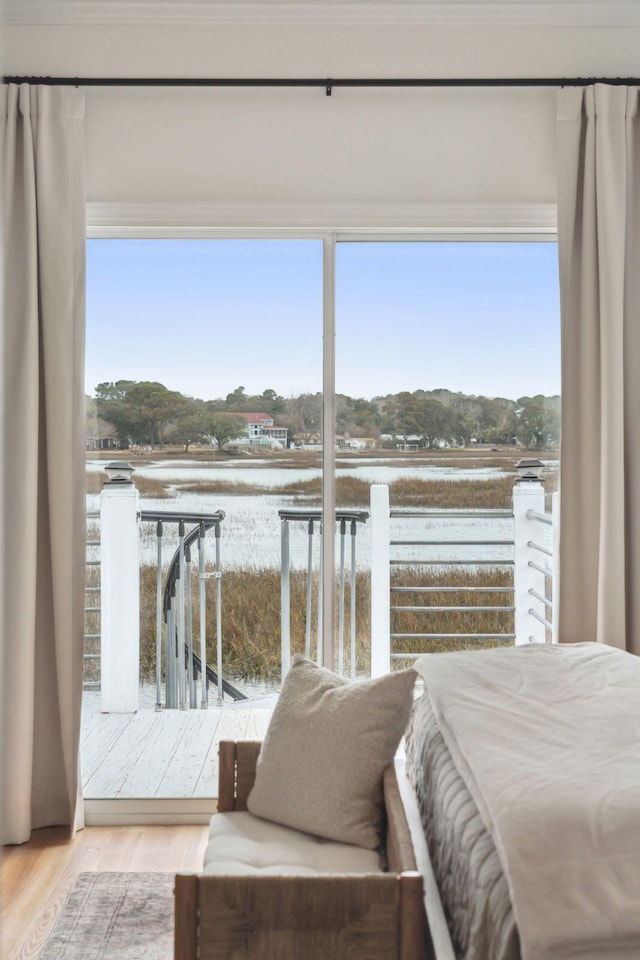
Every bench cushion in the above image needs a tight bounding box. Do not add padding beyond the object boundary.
[203,812,384,876]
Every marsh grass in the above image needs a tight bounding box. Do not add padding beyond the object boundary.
[86,472,104,495]
[138,562,514,684]
[178,480,272,496]
[390,476,517,509]
[175,475,519,509]
[86,472,173,498]
[86,469,555,513]
[411,457,515,470]
[88,470,529,509]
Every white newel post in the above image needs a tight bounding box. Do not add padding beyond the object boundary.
[370,484,391,677]
[101,463,140,712]
[513,475,547,646]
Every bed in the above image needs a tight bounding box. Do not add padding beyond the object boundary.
[404,641,640,960]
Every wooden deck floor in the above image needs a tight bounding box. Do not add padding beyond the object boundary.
[81,701,274,799]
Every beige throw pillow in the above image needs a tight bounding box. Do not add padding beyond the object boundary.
[247,657,416,849]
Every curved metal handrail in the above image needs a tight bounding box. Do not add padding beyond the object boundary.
[161,519,219,618]
[144,510,247,704]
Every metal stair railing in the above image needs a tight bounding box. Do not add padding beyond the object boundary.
[140,509,247,709]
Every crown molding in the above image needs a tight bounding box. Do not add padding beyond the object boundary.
[86,201,557,237]
[5,1,640,28]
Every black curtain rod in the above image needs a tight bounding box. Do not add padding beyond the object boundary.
[3,75,640,96]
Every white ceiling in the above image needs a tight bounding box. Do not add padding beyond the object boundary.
[5,0,640,27]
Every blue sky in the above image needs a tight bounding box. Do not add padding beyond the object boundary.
[86,239,560,402]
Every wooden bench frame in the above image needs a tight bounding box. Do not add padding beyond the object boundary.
[175,740,430,960]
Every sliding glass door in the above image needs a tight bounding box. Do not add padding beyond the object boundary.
[83,238,323,800]
[82,231,560,801]
[335,240,560,672]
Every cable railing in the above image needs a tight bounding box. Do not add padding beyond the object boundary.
[522,493,559,643]
[278,508,369,679]
[388,506,516,659]
[369,481,559,672]
[84,509,101,689]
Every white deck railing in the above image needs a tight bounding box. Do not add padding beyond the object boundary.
[369,480,558,673]
[87,471,558,711]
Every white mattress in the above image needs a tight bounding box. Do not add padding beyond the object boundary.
[405,693,520,960]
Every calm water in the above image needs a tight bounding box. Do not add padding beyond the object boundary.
[89,458,504,487]
[87,457,554,569]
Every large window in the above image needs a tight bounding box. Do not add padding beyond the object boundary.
[82,233,560,801]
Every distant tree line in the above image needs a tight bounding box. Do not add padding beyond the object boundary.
[89,380,560,451]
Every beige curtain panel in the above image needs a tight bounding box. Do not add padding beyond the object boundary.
[557,84,640,655]
[1,84,86,844]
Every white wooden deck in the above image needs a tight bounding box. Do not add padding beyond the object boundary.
[80,701,274,799]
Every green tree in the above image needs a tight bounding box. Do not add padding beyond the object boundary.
[476,396,519,444]
[386,391,426,441]
[95,380,188,446]
[516,395,560,449]
[86,395,118,445]
[283,393,322,444]
[225,386,248,409]
[166,409,208,452]
[351,397,382,437]
[94,380,135,440]
[206,412,249,451]
[421,398,463,447]
[259,388,286,418]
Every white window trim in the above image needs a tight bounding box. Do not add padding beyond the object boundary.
[86,201,557,240]
[85,201,557,819]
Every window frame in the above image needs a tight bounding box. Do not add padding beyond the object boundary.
[86,203,558,676]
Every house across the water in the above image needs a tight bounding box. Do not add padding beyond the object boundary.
[235,412,289,448]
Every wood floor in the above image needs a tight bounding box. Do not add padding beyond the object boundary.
[81,704,273,798]
[0,824,209,960]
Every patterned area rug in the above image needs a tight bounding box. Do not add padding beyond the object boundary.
[39,872,175,960]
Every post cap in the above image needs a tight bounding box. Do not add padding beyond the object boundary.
[515,458,544,482]
[104,461,135,484]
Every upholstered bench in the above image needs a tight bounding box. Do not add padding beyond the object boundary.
[174,740,426,960]
[203,807,384,877]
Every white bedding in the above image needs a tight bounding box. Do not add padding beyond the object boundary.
[406,692,520,960]
[416,642,640,960]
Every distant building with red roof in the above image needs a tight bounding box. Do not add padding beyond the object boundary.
[231,412,288,448]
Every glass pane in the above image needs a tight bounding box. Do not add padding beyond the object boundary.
[335,241,560,670]
[84,238,322,798]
